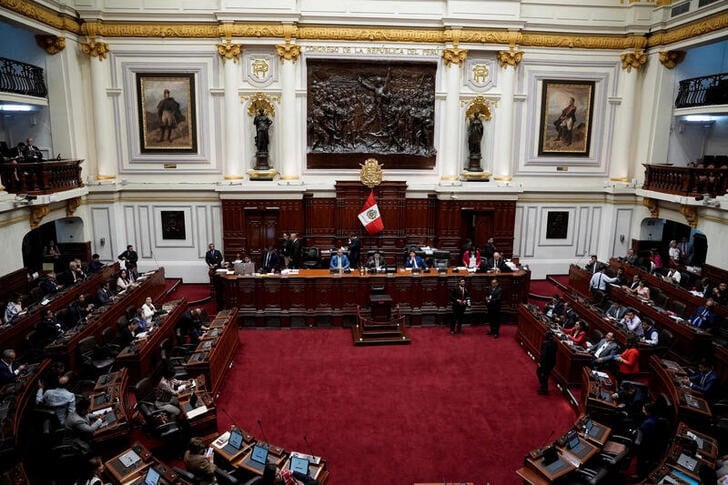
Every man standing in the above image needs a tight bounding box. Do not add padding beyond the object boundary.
[348,234,361,269]
[156,89,182,143]
[262,246,281,273]
[21,137,42,161]
[118,245,139,274]
[554,97,577,144]
[537,330,556,395]
[483,238,497,260]
[205,243,223,271]
[486,279,502,338]
[449,278,470,335]
[290,233,302,269]
[281,232,292,269]
[35,374,75,425]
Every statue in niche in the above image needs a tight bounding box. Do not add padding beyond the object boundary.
[254,108,272,155]
[467,111,484,170]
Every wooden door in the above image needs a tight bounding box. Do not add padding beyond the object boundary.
[246,211,279,253]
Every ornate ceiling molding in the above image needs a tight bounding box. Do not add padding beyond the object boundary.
[0,0,81,34]
[276,42,301,63]
[35,35,65,54]
[217,41,242,63]
[442,47,468,67]
[658,50,686,69]
[621,49,648,72]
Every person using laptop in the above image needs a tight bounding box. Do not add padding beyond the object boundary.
[184,437,216,485]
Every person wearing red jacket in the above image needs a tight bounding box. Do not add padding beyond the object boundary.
[462,246,481,270]
[563,320,588,348]
[614,336,640,381]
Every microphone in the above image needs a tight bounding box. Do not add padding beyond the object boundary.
[529,429,555,460]
[257,418,269,445]
[218,406,238,429]
[303,434,317,462]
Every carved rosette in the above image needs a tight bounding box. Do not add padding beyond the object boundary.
[360,158,383,189]
[642,197,659,218]
[35,35,66,54]
[276,43,301,63]
[442,47,467,67]
[680,205,698,228]
[658,50,686,69]
[620,50,648,72]
[216,41,242,63]
[30,204,50,229]
[497,49,524,69]
[66,197,81,217]
[80,41,110,61]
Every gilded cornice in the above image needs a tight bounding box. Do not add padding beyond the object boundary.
[276,43,301,63]
[35,35,65,54]
[442,47,467,67]
[29,204,49,229]
[621,49,648,72]
[658,50,685,69]
[497,49,524,69]
[647,11,728,48]
[643,197,659,218]
[66,197,81,217]
[0,0,81,34]
[216,41,242,62]
[680,205,698,228]
[80,41,110,61]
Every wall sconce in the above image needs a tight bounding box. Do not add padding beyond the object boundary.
[100,237,106,246]
[619,234,625,243]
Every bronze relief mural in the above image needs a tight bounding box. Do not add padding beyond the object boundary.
[307,60,437,170]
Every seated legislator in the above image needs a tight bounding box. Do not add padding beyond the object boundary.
[619,310,643,337]
[184,437,216,485]
[610,380,647,423]
[585,255,606,273]
[78,456,107,485]
[624,274,641,292]
[330,248,350,271]
[261,246,281,273]
[155,368,183,418]
[36,374,76,425]
[39,272,63,295]
[141,296,157,320]
[663,267,682,285]
[589,331,620,368]
[684,358,719,402]
[0,349,26,385]
[612,336,640,382]
[87,253,104,274]
[484,251,510,272]
[462,246,481,270]
[37,309,64,344]
[68,294,95,327]
[4,294,25,324]
[543,294,564,320]
[116,269,132,291]
[640,320,659,345]
[66,396,104,441]
[405,250,427,270]
[554,301,578,329]
[624,248,639,266]
[367,251,386,272]
[605,301,627,320]
[634,280,651,301]
[563,320,588,348]
[689,298,718,330]
[96,281,114,306]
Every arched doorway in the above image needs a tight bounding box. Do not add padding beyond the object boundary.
[22,217,86,273]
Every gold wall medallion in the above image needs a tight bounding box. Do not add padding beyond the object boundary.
[658,50,685,69]
[251,58,269,78]
[276,43,301,63]
[360,158,383,189]
[472,64,489,84]
[35,35,65,54]
[620,49,648,72]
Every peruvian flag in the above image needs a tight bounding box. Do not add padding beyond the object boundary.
[358,191,384,235]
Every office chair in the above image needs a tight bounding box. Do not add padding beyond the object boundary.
[77,336,115,377]
[302,247,320,269]
[159,337,189,380]
[173,465,240,484]
[133,377,182,442]
[653,328,675,357]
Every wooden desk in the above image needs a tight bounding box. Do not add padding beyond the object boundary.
[218,268,530,327]
[116,298,186,384]
[522,451,577,483]
[568,264,592,299]
[104,442,178,485]
[0,263,118,354]
[89,368,130,446]
[178,375,217,434]
[44,267,167,369]
[517,305,592,388]
[184,309,239,397]
[649,356,712,426]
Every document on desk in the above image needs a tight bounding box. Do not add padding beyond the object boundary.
[213,431,231,449]
[186,405,208,419]
[685,431,704,449]
[119,449,141,467]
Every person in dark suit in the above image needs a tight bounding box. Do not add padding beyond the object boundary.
[205,243,223,270]
[685,358,719,402]
[96,281,113,306]
[261,246,281,273]
[585,255,605,273]
[483,237,497,260]
[589,331,620,369]
[537,330,556,395]
[184,437,216,484]
[290,233,302,269]
[486,279,502,338]
[605,301,627,320]
[118,245,139,274]
[405,250,427,270]
[0,349,25,385]
[449,278,470,334]
[347,234,361,269]
[484,252,510,273]
[37,309,63,345]
[39,272,62,295]
[281,232,292,269]
[688,298,717,330]
[366,251,386,272]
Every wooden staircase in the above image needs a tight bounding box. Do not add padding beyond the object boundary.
[351,306,411,346]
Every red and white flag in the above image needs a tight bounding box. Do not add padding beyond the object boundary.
[358,191,384,235]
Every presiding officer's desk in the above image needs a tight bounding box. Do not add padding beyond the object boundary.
[218,267,530,327]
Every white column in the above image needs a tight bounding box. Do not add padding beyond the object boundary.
[610,51,646,182]
[222,50,243,180]
[279,53,299,181]
[82,40,116,180]
[440,48,467,184]
[493,62,515,180]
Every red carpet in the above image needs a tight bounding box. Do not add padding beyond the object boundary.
[215,325,576,484]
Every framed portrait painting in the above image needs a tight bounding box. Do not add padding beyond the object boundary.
[161,210,186,240]
[538,80,595,157]
[136,73,197,153]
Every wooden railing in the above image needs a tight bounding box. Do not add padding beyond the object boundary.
[642,164,727,198]
[0,57,47,98]
[0,159,83,195]
[675,72,728,108]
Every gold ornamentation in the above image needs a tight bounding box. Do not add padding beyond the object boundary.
[360,158,383,189]
[656,0,672,5]
[35,35,65,54]
[80,41,110,61]
[462,170,491,181]
[442,47,467,67]
[66,197,81,217]
[620,49,648,72]
[472,64,489,84]
[29,204,49,229]
[0,0,81,34]
[658,50,685,69]
[245,92,276,117]
[247,168,278,180]
[96,174,116,180]
[497,49,524,69]
[680,205,698,228]
[465,96,493,121]
[216,41,242,62]
[276,43,301,63]
[223,175,244,180]
[251,59,269,79]
[648,11,728,47]
[642,197,659,218]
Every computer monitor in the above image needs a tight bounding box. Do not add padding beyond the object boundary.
[565,430,580,450]
[228,429,244,449]
[251,444,269,465]
[144,467,161,485]
[290,456,309,474]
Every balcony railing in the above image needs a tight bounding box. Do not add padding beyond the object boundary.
[642,163,727,198]
[0,159,83,195]
[675,72,728,108]
[0,57,47,98]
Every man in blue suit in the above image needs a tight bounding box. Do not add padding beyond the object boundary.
[330,248,350,272]
[686,358,719,402]
[404,250,427,270]
[0,349,25,385]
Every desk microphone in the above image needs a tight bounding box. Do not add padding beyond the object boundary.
[218,406,238,429]
[529,429,555,460]
[257,418,269,445]
[303,434,316,461]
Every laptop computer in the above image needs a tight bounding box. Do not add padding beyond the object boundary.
[221,429,244,456]
[143,467,161,485]
[289,455,309,475]
[243,444,269,472]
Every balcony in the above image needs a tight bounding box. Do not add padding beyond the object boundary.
[642,163,727,199]
[675,72,728,109]
[0,57,47,98]
[1,159,83,195]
